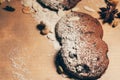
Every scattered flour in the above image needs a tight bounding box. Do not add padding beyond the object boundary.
[21,0,63,50]
[13,71,27,80]
[8,47,31,80]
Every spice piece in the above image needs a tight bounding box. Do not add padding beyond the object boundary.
[117,12,120,18]
[22,6,31,14]
[57,66,64,74]
[3,6,15,12]
[37,22,51,35]
[112,18,120,27]
[84,6,95,12]
[99,0,120,24]
[41,27,50,35]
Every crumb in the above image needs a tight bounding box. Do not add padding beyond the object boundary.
[84,6,95,12]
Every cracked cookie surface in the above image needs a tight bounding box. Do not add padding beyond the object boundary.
[55,12,109,80]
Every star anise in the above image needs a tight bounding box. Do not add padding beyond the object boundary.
[99,0,120,24]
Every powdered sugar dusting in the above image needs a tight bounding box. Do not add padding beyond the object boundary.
[21,0,63,50]
[8,46,31,80]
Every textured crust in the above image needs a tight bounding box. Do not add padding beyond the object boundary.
[55,12,103,41]
[60,37,109,79]
[55,12,109,79]
[38,0,81,10]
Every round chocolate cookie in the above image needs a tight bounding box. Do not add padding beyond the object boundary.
[55,12,109,80]
[37,0,81,10]
[60,37,109,79]
[55,12,103,44]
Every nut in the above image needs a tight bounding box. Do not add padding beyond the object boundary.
[22,6,31,14]
[41,27,50,35]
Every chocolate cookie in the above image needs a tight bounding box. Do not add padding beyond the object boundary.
[37,0,81,10]
[55,12,109,80]
[55,12,103,43]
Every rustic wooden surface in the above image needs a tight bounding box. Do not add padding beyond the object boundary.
[0,0,120,80]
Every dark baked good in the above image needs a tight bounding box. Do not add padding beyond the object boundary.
[55,12,109,80]
[37,0,81,10]
[55,12,103,44]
